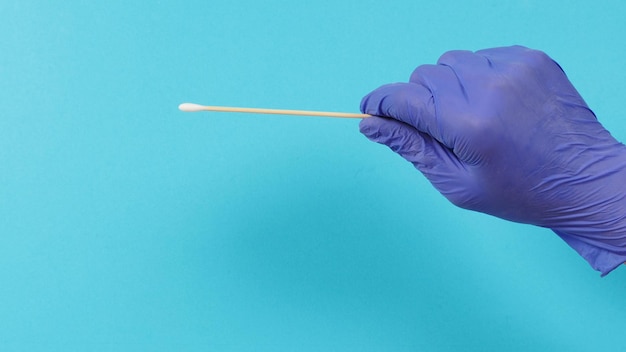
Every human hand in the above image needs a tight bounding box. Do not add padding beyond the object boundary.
[360,46,626,275]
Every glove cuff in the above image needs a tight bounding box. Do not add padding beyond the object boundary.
[552,229,626,276]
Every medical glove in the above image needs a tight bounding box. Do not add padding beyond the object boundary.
[359,46,626,276]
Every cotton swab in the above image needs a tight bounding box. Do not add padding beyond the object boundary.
[178,103,371,119]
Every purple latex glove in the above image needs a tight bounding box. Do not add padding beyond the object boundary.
[360,46,626,276]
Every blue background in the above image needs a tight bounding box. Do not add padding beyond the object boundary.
[1,1,625,351]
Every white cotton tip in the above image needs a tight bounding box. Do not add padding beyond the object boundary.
[178,103,205,112]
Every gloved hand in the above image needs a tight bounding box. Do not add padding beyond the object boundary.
[360,45,626,276]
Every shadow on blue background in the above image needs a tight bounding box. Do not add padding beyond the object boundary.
[1,1,625,351]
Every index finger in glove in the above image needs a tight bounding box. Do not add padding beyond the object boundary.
[360,82,450,148]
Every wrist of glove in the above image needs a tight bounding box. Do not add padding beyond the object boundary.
[547,149,626,276]
[359,45,626,275]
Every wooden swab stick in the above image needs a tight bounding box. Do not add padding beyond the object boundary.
[178,103,371,119]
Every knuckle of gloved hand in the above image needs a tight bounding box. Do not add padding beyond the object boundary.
[436,50,473,66]
[409,64,439,84]
[515,47,554,72]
